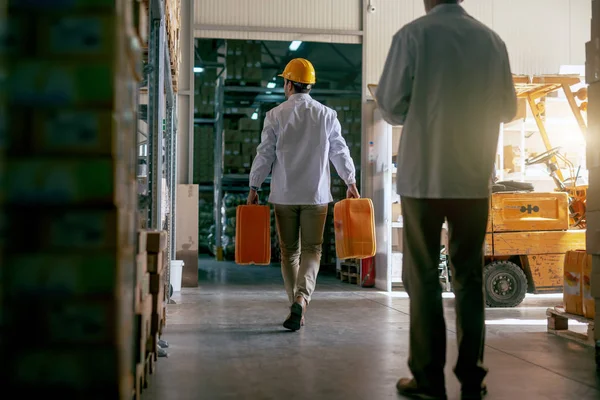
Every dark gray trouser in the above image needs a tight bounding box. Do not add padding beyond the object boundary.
[400,196,489,390]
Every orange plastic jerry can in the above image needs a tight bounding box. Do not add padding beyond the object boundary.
[334,198,376,260]
[235,205,271,265]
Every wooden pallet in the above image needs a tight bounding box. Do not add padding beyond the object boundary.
[340,262,359,285]
[546,306,595,347]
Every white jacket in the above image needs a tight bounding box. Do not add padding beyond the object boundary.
[249,93,356,205]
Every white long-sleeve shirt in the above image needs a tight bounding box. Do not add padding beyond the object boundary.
[249,93,356,205]
[376,4,517,199]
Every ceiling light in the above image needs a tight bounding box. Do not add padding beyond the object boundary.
[267,82,276,89]
[251,112,258,120]
[289,41,302,51]
[194,67,204,73]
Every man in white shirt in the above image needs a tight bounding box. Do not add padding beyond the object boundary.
[248,58,360,332]
[376,1,517,399]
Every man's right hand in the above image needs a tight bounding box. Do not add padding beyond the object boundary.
[347,184,360,199]
[247,189,259,205]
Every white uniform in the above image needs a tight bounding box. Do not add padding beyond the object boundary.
[249,93,356,205]
[376,4,517,199]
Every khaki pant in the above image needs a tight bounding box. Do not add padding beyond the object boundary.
[274,204,328,305]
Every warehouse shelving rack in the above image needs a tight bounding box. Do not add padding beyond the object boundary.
[141,0,179,287]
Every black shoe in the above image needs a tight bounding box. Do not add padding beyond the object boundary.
[396,378,447,400]
[461,384,487,400]
[283,302,303,331]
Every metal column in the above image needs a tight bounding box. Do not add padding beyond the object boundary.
[213,75,225,261]
[147,8,166,230]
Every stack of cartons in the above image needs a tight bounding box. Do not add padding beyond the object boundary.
[193,125,215,183]
[223,117,260,174]
[588,0,600,362]
[2,1,141,397]
[134,230,152,397]
[194,70,218,117]
[226,40,263,84]
[146,230,168,356]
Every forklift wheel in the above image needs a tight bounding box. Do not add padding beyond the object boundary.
[484,261,527,308]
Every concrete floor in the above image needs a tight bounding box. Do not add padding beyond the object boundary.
[143,257,600,400]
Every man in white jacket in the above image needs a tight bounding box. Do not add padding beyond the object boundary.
[248,58,360,331]
[376,1,517,399]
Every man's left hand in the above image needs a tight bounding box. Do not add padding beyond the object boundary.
[347,184,360,199]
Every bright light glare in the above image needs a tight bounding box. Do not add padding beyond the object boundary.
[289,40,302,51]
[251,112,258,120]
[267,82,276,89]
[193,67,204,73]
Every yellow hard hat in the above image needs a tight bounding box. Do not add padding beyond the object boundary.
[278,58,316,85]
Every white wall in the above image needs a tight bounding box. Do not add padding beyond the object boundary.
[365,0,591,90]
[193,0,362,43]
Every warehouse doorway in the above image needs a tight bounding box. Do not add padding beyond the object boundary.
[191,38,363,284]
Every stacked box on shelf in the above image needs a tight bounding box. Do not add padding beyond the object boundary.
[146,231,168,356]
[224,117,260,175]
[193,125,215,183]
[134,230,151,397]
[165,0,180,91]
[2,1,142,397]
[226,40,263,85]
[133,0,149,46]
[194,71,217,118]
[588,0,600,346]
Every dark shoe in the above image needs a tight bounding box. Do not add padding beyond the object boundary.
[283,302,303,331]
[396,378,447,400]
[461,384,487,400]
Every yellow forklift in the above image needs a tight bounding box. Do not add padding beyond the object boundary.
[482,75,588,307]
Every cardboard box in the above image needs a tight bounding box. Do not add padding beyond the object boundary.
[177,185,200,287]
[38,15,117,57]
[9,61,116,107]
[392,203,402,222]
[241,142,256,155]
[136,252,147,280]
[147,251,165,274]
[149,272,163,294]
[239,118,260,131]
[564,251,585,316]
[137,230,147,255]
[224,141,241,155]
[7,109,125,155]
[5,158,131,206]
[4,250,134,298]
[243,67,262,81]
[146,230,167,253]
[6,208,136,251]
[392,227,403,253]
